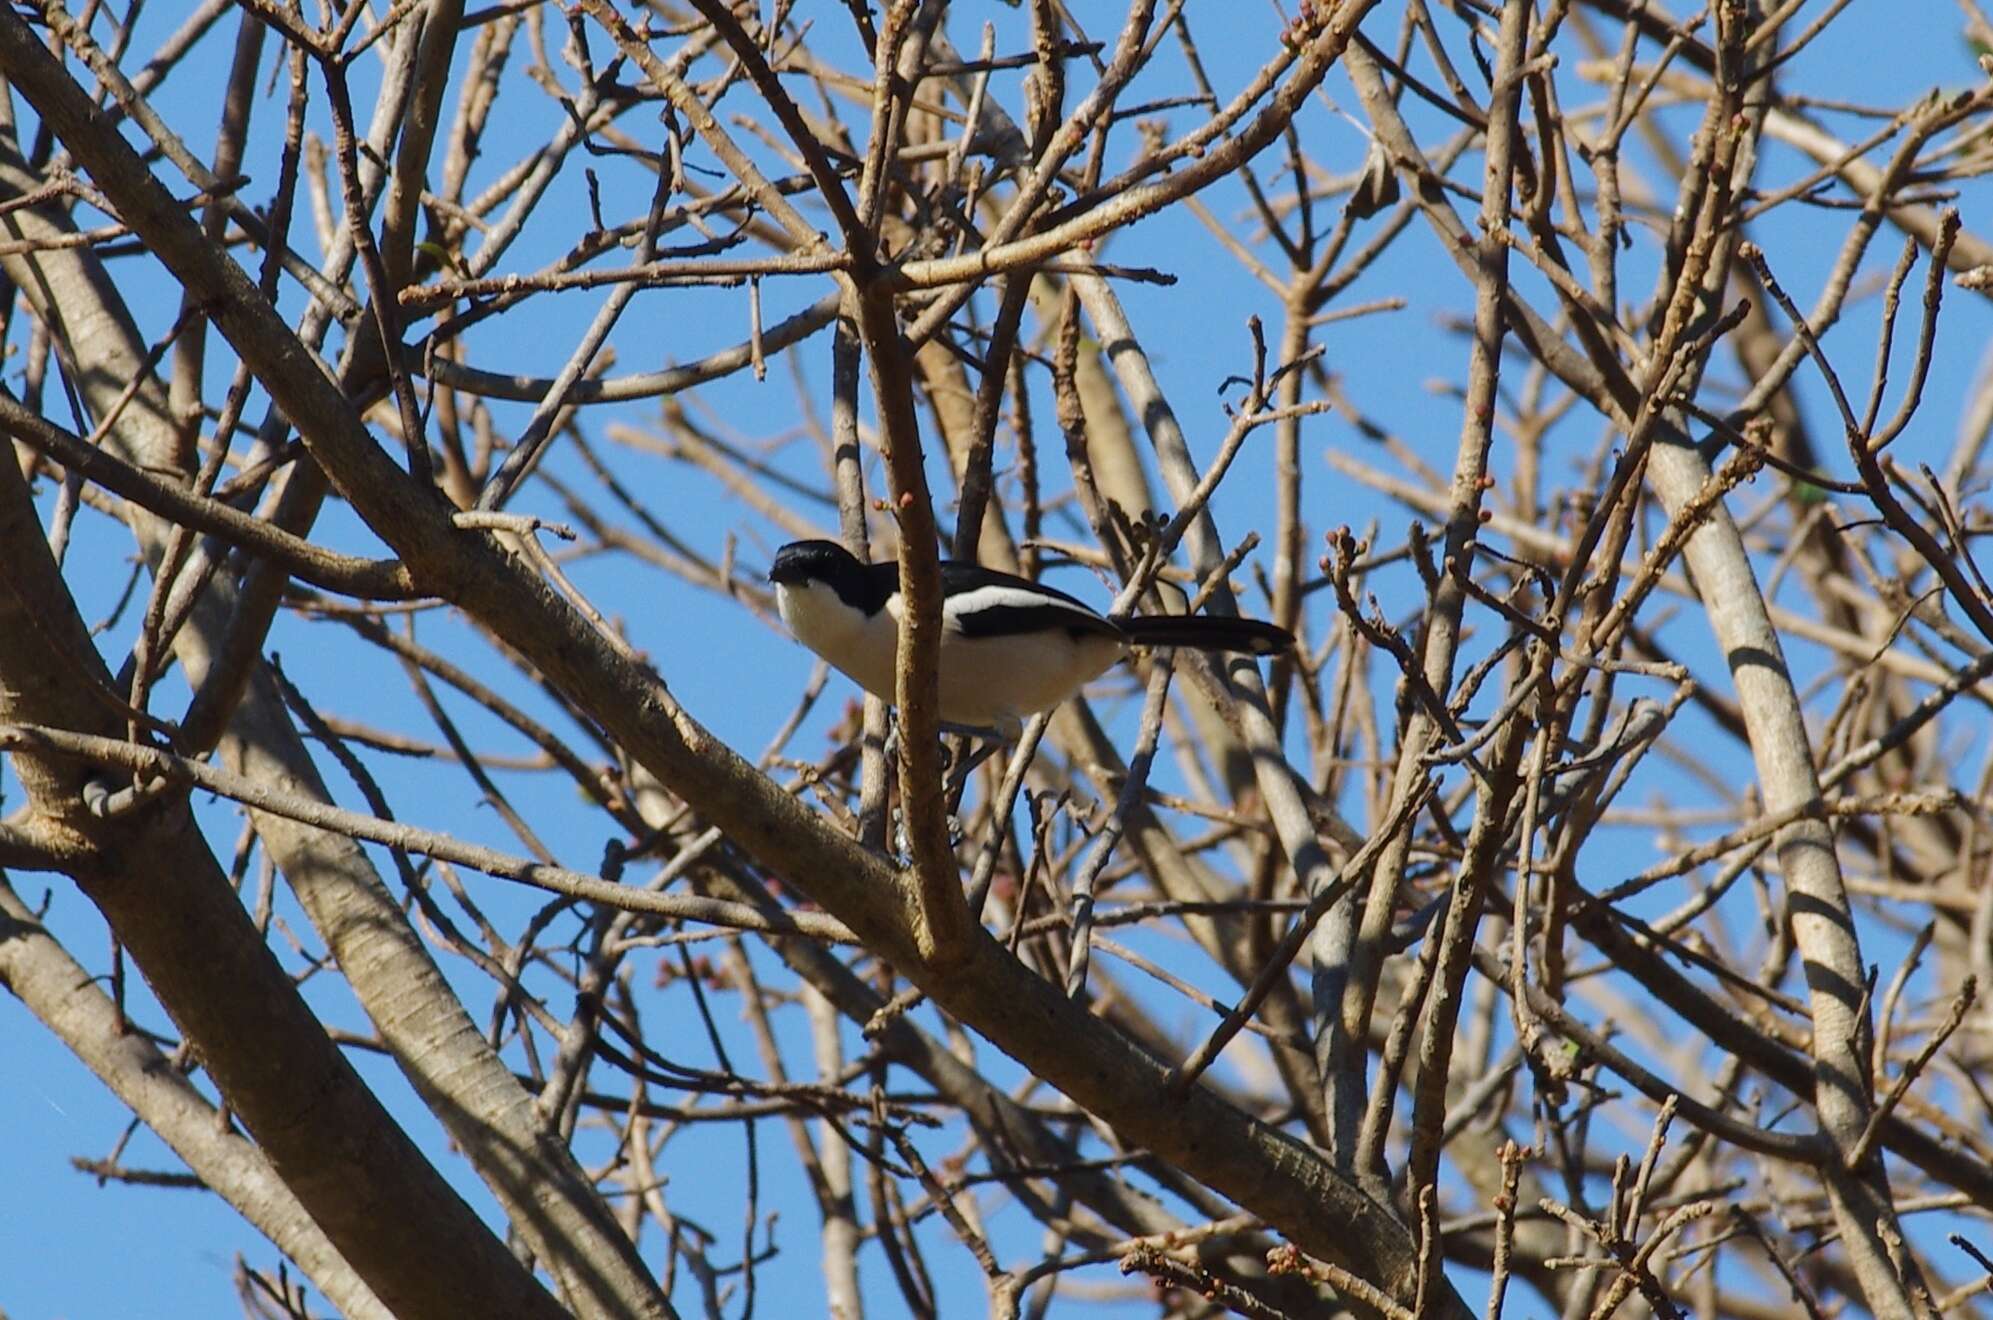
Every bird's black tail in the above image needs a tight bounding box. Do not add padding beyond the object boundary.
[1114,614,1294,655]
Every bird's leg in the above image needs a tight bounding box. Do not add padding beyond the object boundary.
[884,718,1001,769]
[938,719,1011,742]
[879,715,1006,844]
[943,741,981,821]
[950,739,1003,789]
[942,725,1013,820]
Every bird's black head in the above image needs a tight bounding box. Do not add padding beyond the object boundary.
[769,539,860,586]
[768,540,891,612]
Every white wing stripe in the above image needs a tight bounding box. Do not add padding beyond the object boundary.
[940,584,1104,624]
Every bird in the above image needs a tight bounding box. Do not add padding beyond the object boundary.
[768,539,1294,737]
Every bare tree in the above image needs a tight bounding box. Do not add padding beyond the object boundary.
[2,1,1991,1317]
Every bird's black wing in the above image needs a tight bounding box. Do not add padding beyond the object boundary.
[936,561,1122,641]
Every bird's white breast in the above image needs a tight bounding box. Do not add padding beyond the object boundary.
[776,578,901,702]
